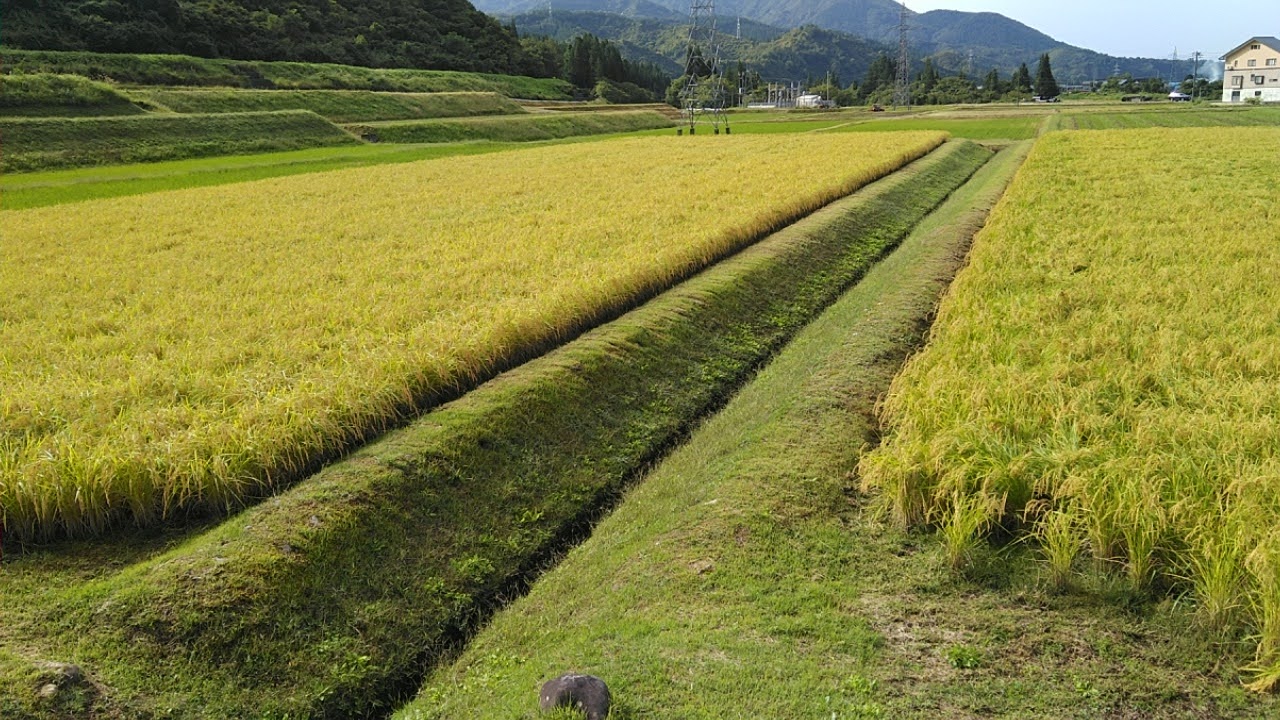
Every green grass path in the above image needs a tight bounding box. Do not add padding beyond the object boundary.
[397,141,1276,719]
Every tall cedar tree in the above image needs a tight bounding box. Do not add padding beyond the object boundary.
[920,58,939,92]
[984,68,1001,94]
[1036,53,1060,98]
[863,53,895,95]
[1013,62,1033,93]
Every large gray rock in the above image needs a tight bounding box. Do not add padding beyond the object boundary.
[539,672,610,720]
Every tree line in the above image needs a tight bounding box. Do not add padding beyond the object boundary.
[519,33,671,102]
[802,52,1064,106]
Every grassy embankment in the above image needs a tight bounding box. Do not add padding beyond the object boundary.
[130,89,525,122]
[0,48,573,98]
[345,110,674,142]
[0,110,360,172]
[0,141,991,718]
[1,132,944,542]
[861,127,1280,690]
[0,74,143,117]
[399,139,1277,720]
[0,144,526,210]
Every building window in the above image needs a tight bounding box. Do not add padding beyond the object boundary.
[1255,75,1266,85]
[1248,59,1258,67]
[1233,75,1244,88]
[1252,44,1261,49]
[1257,91,1263,97]
[1269,59,1278,66]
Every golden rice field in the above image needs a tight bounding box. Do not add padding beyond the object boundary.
[859,127,1280,688]
[0,131,946,541]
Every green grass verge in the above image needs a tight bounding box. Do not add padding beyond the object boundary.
[0,144,530,210]
[0,49,574,99]
[396,140,1276,720]
[346,110,675,143]
[0,73,143,117]
[130,89,525,122]
[0,110,360,172]
[1056,106,1280,130]
[711,112,1040,140]
[0,141,991,719]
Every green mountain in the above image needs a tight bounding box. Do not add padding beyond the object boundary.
[2,0,526,73]
[487,0,1174,83]
[510,11,891,85]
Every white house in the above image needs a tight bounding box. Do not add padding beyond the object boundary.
[1222,36,1280,103]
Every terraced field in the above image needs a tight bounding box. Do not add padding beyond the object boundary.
[8,97,1280,720]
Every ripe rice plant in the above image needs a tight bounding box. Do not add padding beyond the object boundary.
[860,127,1280,687]
[0,131,946,542]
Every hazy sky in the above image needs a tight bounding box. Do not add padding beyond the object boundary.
[905,1,1272,60]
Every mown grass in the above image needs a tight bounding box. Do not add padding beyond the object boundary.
[0,110,360,172]
[346,110,674,142]
[0,132,945,543]
[1051,106,1280,130]
[860,126,1280,690]
[0,141,991,718]
[0,143,530,210]
[720,112,1040,140]
[0,48,574,98]
[0,73,143,117]
[131,89,525,122]
[397,138,1273,719]
[836,115,1041,139]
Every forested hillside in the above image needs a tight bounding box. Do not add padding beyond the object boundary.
[511,12,891,85]
[2,0,524,73]
[488,0,1175,83]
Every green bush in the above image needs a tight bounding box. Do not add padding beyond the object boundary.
[592,79,657,104]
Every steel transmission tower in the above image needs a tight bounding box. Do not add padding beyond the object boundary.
[893,1,911,109]
[679,0,729,134]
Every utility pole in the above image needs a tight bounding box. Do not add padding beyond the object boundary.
[893,1,911,109]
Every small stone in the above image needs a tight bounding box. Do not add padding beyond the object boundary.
[35,661,84,687]
[539,673,610,720]
[37,683,59,699]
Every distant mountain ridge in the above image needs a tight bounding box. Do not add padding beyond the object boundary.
[509,11,893,85]
[482,0,1174,83]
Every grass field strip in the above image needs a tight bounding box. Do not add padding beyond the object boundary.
[860,127,1280,689]
[0,132,944,542]
[1,142,991,718]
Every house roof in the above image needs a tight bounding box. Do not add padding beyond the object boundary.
[1221,36,1280,60]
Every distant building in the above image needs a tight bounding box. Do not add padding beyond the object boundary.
[1222,36,1280,103]
[795,94,833,109]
